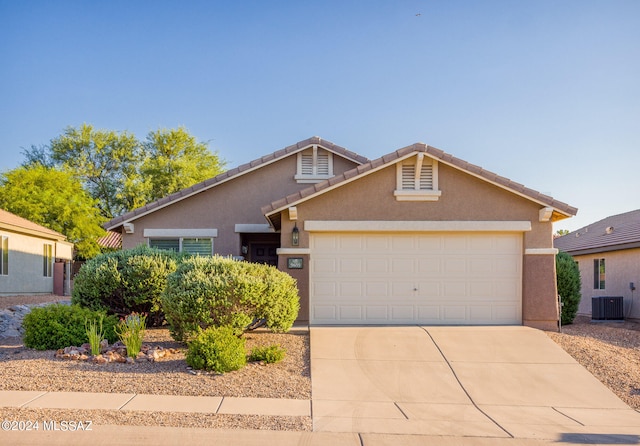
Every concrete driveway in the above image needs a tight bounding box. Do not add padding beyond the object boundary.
[310,326,640,441]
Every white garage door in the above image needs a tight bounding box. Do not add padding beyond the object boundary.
[310,232,522,325]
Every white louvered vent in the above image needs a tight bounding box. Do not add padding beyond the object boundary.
[301,153,314,175]
[402,164,415,189]
[419,163,434,190]
[317,152,330,175]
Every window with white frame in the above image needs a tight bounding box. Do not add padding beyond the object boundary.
[394,153,442,201]
[43,244,53,277]
[1,236,8,275]
[294,145,333,183]
[149,237,213,256]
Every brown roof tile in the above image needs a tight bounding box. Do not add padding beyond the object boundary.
[263,142,578,218]
[0,208,66,240]
[554,209,640,255]
[105,136,369,230]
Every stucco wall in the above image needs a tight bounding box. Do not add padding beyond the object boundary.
[0,230,55,296]
[277,161,559,328]
[573,248,640,320]
[121,154,361,255]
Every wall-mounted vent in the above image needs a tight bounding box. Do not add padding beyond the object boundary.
[592,296,623,320]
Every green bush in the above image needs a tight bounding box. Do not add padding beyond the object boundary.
[556,250,582,325]
[161,256,299,342]
[248,344,286,364]
[23,304,118,350]
[186,326,247,373]
[71,245,180,325]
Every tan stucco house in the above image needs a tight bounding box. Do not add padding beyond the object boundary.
[554,209,640,320]
[0,209,74,297]
[105,137,577,330]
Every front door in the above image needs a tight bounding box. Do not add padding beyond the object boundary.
[250,243,278,266]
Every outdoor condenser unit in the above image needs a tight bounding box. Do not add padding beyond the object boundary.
[592,296,624,320]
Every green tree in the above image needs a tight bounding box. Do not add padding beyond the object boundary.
[132,127,226,207]
[49,124,141,219]
[556,250,582,325]
[0,165,106,258]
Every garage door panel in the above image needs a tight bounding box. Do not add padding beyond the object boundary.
[310,232,522,325]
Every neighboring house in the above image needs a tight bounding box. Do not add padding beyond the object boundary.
[105,136,577,330]
[0,208,74,296]
[554,209,640,320]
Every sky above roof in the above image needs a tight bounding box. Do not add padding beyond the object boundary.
[1,0,638,232]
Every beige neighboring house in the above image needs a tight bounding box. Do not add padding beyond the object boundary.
[554,209,640,320]
[105,136,577,330]
[0,208,74,296]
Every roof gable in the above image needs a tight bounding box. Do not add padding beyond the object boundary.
[554,209,640,255]
[105,136,369,230]
[0,208,67,241]
[263,142,578,224]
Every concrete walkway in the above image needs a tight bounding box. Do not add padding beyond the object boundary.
[311,326,640,442]
[2,325,640,445]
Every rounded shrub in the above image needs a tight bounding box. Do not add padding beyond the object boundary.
[161,256,299,342]
[556,250,582,325]
[186,326,247,373]
[22,304,118,350]
[71,245,180,325]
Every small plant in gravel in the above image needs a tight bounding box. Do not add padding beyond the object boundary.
[22,304,118,350]
[248,344,286,364]
[186,326,247,373]
[115,312,147,359]
[85,314,105,355]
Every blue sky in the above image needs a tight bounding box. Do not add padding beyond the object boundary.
[1,0,638,232]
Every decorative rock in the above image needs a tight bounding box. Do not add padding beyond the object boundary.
[126,357,134,364]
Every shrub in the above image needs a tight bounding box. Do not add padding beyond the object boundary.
[161,256,299,342]
[23,304,118,350]
[186,326,247,373]
[248,345,286,364]
[556,250,582,325]
[71,245,180,325]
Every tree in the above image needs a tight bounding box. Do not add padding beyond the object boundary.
[556,250,582,325]
[28,124,225,218]
[554,229,570,237]
[49,124,141,219]
[0,165,106,259]
[132,127,226,207]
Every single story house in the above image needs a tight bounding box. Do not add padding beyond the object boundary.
[0,208,74,296]
[554,209,640,320]
[105,137,577,330]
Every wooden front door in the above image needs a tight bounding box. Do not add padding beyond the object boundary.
[251,243,278,266]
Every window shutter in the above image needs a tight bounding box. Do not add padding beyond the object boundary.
[301,153,314,175]
[317,152,330,175]
[401,164,415,189]
[419,163,434,190]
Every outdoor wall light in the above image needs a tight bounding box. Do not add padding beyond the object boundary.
[292,223,299,246]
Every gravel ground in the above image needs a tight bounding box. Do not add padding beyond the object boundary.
[546,315,640,410]
[0,295,311,431]
[2,295,640,431]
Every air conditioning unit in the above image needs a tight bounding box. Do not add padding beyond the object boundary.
[592,296,624,320]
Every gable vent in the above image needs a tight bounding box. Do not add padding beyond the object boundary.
[317,152,330,175]
[419,164,434,190]
[301,153,314,175]
[401,165,415,189]
[401,163,434,190]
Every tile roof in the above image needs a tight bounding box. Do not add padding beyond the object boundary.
[262,142,578,219]
[105,136,369,230]
[97,231,122,249]
[554,209,640,255]
[0,208,66,240]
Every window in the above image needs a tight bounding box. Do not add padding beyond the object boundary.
[295,145,333,183]
[149,238,212,255]
[43,244,53,277]
[593,258,605,290]
[0,236,8,275]
[394,153,442,201]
